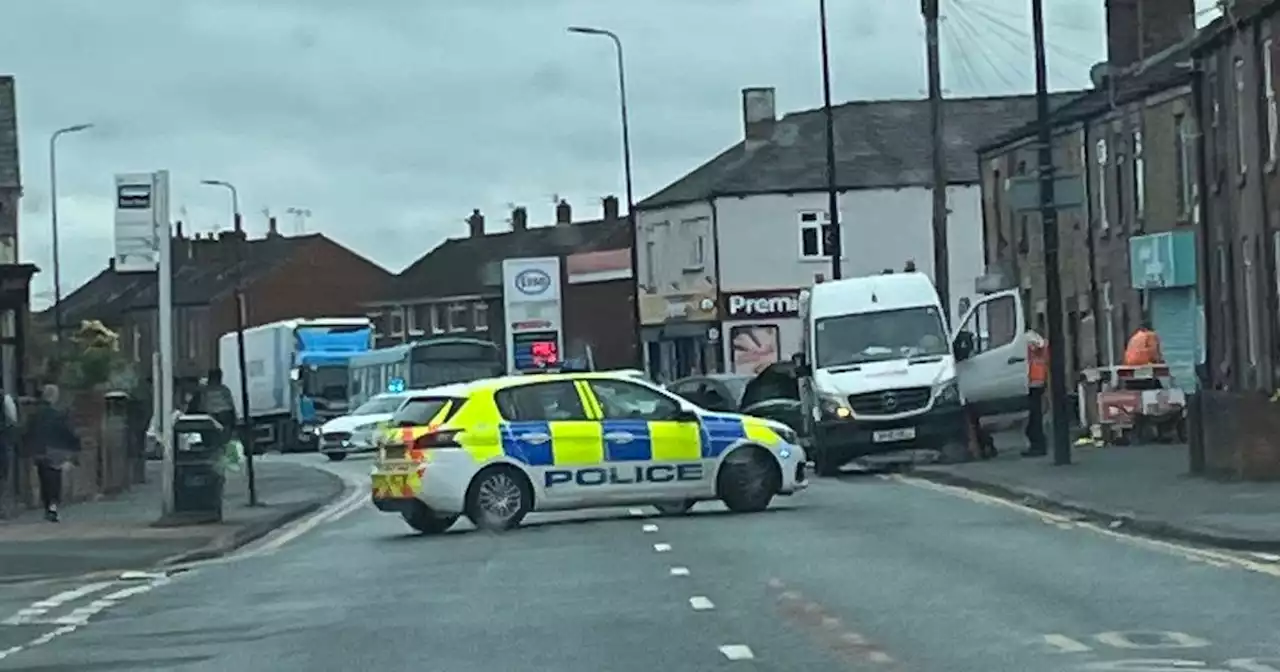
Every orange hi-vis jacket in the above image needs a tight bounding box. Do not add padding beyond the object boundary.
[1123,328,1164,366]
[1027,330,1048,388]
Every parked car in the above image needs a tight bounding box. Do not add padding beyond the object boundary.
[667,365,802,432]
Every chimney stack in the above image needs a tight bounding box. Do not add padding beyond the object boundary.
[233,212,243,234]
[268,216,279,237]
[602,195,620,222]
[467,209,485,238]
[512,206,528,231]
[555,199,572,226]
[741,87,777,147]
[1106,0,1195,70]
[175,220,185,239]
[108,257,116,271]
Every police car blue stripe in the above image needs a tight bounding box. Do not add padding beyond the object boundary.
[602,419,652,462]
[500,421,555,466]
[700,415,748,458]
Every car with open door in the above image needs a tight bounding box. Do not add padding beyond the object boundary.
[668,366,803,433]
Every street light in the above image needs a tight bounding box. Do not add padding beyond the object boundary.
[568,25,643,366]
[49,123,93,350]
[199,178,257,505]
[817,0,842,281]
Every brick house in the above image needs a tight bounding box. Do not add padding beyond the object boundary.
[976,0,1200,383]
[0,75,38,395]
[48,218,392,385]
[367,197,638,368]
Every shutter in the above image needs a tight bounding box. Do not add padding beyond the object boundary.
[1151,288,1198,390]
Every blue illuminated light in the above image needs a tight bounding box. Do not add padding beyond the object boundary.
[780,448,792,459]
[387,378,406,393]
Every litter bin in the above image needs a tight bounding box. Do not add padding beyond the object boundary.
[171,414,226,524]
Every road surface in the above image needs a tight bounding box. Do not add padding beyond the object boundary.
[3,455,1280,671]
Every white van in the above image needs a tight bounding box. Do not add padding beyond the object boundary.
[793,272,1028,474]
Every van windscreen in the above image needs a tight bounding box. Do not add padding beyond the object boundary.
[814,306,948,368]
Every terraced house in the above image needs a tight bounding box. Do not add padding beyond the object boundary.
[977,0,1202,386]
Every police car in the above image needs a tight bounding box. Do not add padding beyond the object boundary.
[369,371,808,534]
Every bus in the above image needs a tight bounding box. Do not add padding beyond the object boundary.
[347,337,506,407]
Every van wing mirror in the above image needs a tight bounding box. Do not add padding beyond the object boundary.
[790,352,812,378]
[953,331,975,361]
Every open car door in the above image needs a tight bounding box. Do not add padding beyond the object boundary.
[740,362,803,432]
[952,289,1029,415]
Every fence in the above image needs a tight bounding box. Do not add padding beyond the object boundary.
[0,391,146,518]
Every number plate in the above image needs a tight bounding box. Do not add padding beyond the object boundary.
[872,427,916,443]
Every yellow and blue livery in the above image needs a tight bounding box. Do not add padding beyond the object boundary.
[370,371,808,534]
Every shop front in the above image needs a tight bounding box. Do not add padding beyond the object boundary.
[1129,231,1200,389]
[639,291,721,382]
[719,288,802,376]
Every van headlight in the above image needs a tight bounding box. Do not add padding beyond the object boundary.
[933,379,961,407]
[819,393,853,419]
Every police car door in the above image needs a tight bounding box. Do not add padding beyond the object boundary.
[581,378,709,502]
[493,380,602,508]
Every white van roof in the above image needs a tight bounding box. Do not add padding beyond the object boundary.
[805,272,940,317]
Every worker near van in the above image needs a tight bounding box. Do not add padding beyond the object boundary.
[1123,321,1164,366]
[1024,328,1049,457]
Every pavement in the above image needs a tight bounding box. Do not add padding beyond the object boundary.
[910,432,1280,551]
[2,454,1280,671]
[0,457,345,584]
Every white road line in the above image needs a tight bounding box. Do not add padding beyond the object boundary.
[3,581,116,626]
[642,524,659,533]
[1251,552,1280,562]
[689,596,715,610]
[236,484,366,559]
[893,474,1280,579]
[653,543,672,552]
[719,644,755,660]
[669,566,690,576]
[628,508,645,516]
[867,650,894,663]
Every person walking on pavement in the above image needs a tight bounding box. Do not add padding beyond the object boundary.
[1024,328,1049,457]
[21,384,81,522]
[188,368,238,447]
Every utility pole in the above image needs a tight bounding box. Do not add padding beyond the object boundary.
[923,0,950,323]
[819,0,842,280]
[1031,0,1071,465]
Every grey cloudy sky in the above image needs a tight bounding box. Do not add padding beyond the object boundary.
[6,0,1219,308]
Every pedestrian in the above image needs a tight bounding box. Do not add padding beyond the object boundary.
[21,384,81,522]
[1024,328,1049,457]
[188,368,237,446]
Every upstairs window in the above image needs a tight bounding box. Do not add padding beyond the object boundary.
[798,210,842,260]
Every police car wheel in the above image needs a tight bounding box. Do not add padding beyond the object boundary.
[465,466,532,531]
[717,447,780,514]
[401,502,459,535]
[326,452,347,462]
[654,500,695,516]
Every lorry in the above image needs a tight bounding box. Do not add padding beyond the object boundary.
[792,271,1028,474]
[218,317,375,453]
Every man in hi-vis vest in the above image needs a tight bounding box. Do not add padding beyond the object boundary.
[1025,329,1048,457]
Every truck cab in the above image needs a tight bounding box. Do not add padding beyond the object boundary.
[793,273,1028,475]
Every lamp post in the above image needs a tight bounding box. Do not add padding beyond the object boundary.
[199,179,257,505]
[568,25,643,366]
[49,123,93,349]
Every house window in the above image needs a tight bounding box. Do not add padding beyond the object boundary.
[1235,56,1247,175]
[1131,129,1145,225]
[431,305,445,334]
[1263,37,1277,165]
[389,310,404,337]
[644,240,656,289]
[798,210,841,260]
[132,324,142,363]
[1174,114,1193,218]
[686,234,705,270]
[1113,141,1126,228]
[447,303,469,332]
[473,302,489,331]
[1095,138,1109,232]
[409,305,429,335]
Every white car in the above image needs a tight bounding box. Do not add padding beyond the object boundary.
[318,392,415,461]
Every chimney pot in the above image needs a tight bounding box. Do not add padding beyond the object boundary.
[233,212,243,234]
[602,195,620,222]
[741,87,777,146]
[109,257,116,271]
[268,216,279,236]
[467,209,485,238]
[512,206,528,231]
[555,199,572,225]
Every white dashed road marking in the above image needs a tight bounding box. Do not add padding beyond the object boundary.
[628,508,645,516]
[719,644,755,660]
[669,566,690,576]
[689,596,715,611]
[1251,552,1280,562]
[642,524,659,533]
[653,543,672,552]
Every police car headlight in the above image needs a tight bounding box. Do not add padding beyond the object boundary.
[933,379,961,406]
[819,394,853,419]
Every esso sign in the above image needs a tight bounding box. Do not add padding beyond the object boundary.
[514,269,553,296]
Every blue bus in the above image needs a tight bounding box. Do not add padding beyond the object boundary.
[347,337,506,406]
